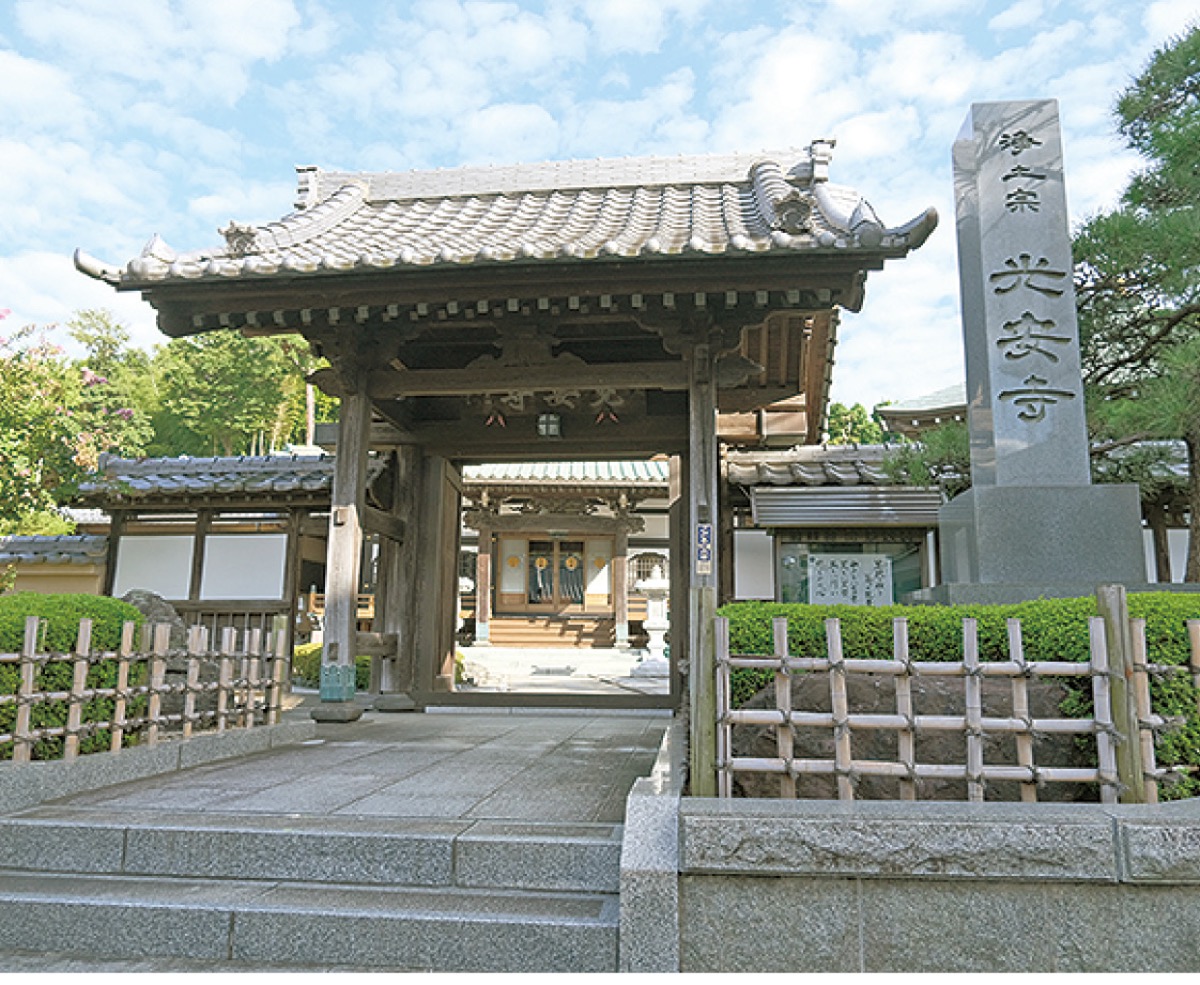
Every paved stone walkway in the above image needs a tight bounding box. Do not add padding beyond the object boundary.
[46,704,671,825]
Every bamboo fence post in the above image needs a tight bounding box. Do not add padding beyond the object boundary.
[1129,618,1159,804]
[825,618,854,801]
[246,628,262,729]
[1007,618,1038,803]
[773,617,795,799]
[1089,616,1120,804]
[267,614,288,724]
[110,620,135,752]
[1188,620,1200,708]
[183,626,204,740]
[1095,585,1147,803]
[64,619,92,762]
[893,617,916,801]
[146,623,170,746]
[13,616,39,764]
[217,626,236,732]
[714,616,731,798]
[962,618,984,803]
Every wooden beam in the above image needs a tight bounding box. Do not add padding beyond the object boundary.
[354,361,689,399]
[362,504,406,543]
[145,254,890,336]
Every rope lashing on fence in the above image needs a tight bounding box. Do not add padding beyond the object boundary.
[714,610,1191,804]
[2,616,289,764]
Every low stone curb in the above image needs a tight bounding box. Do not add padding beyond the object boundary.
[0,720,316,815]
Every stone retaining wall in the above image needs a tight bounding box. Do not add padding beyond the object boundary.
[620,729,1200,972]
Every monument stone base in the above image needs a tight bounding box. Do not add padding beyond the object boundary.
[910,483,1147,605]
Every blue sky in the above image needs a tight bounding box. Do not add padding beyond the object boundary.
[2,0,1197,409]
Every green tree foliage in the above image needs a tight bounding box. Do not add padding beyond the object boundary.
[150,331,316,457]
[1076,25,1200,574]
[825,402,884,445]
[880,421,971,498]
[68,309,156,459]
[0,319,130,534]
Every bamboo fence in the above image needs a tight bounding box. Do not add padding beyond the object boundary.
[716,615,1200,804]
[1,616,289,764]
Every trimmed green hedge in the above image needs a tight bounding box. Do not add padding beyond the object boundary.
[0,593,146,761]
[718,593,1200,799]
[291,642,371,691]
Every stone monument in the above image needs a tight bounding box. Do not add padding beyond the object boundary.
[921,99,1145,603]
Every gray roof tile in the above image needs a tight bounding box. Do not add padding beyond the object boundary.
[77,143,936,287]
[0,535,108,566]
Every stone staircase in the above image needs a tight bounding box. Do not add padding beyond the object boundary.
[0,806,623,972]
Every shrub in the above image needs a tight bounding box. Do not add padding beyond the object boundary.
[0,593,145,761]
[718,593,1200,799]
[291,642,370,691]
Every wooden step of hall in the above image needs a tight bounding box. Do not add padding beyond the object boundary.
[485,616,616,648]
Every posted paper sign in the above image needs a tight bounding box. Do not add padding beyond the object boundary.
[808,554,892,607]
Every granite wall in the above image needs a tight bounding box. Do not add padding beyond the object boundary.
[621,731,1200,973]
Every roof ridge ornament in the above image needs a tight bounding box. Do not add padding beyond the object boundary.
[749,161,812,234]
[221,221,261,257]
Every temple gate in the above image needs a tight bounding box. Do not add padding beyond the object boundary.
[77,141,935,792]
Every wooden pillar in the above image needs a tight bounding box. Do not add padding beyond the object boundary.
[688,345,720,797]
[314,390,371,721]
[376,445,420,710]
[474,523,493,645]
[668,454,687,709]
[414,454,463,697]
[614,524,630,648]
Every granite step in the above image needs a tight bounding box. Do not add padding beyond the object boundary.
[0,868,618,973]
[0,807,622,894]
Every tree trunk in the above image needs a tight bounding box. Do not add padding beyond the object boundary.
[1146,498,1172,582]
[1186,435,1200,583]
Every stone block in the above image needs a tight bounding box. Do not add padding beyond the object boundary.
[1120,817,1200,883]
[123,822,458,885]
[859,878,1056,972]
[0,871,252,961]
[680,799,1118,882]
[619,777,681,974]
[679,873,861,973]
[938,484,1145,588]
[230,885,618,973]
[177,728,272,769]
[455,821,621,892]
[0,817,126,873]
[1047,882,1200,972]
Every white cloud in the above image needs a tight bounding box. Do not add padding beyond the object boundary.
[710,28,866,151]
[0,251,163,351]
[866,32,982,106]
[579,0,715,54]
[15,0,308,106]
[560,69,708,158]
[988,0,1046,33]
[0,49,95,138]
[458,104,562,165]
[1142,1,1200,41]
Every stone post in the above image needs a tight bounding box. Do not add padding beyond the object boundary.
[925,100,1145,603]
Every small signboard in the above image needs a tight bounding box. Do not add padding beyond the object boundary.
[695,523,713,576]
[808,554,893,607]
